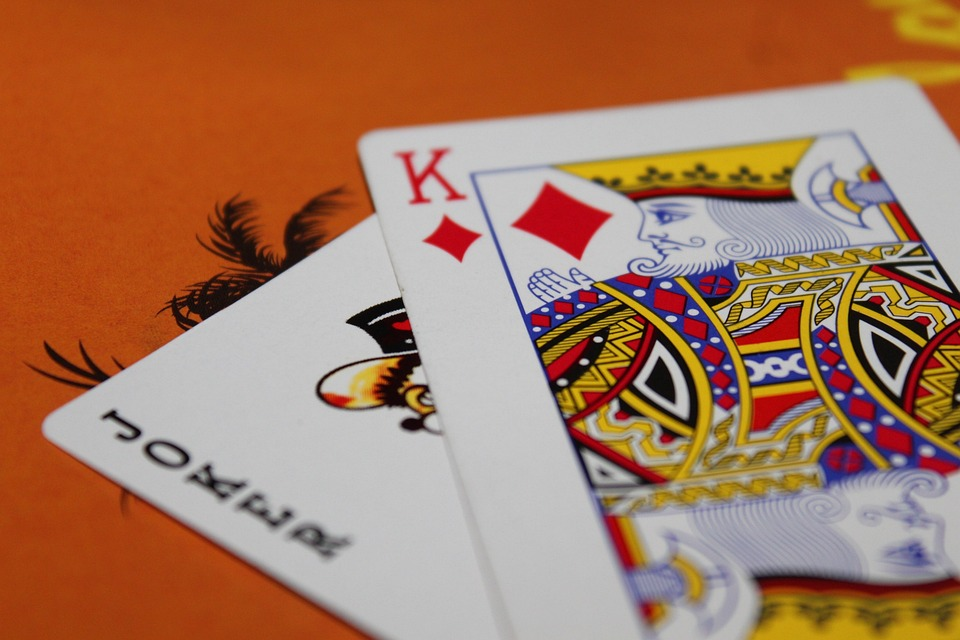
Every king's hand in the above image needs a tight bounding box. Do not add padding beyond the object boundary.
[528,267,594,304]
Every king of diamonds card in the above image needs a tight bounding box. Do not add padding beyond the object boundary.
[363,80,960,639]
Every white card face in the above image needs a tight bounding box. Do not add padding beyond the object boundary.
[361,80,960,640]
[43,217,502,640]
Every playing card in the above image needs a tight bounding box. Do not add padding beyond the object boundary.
[361,80,960,639]
[43,217,503,640]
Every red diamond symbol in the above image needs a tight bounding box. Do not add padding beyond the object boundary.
[684,318,708,339]
[423,215,482,262]
[821,350,841,366]
[711,371,731,388]
[654,289,687,314]
[849,397,875,420]
[717,394,736,410]
[829,370,854,392]
[616,273,652,289]
[531,314,551,327]
[511,183,612,259]
[816,327,836,343]
[578,290,598,304]
[876,425,912,455]
[702,344,725,365]
[554,301,574,314]
[869,295,885,306]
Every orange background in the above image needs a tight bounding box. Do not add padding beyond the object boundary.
[5,1,960,638]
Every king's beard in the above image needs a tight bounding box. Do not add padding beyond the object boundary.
[629,244,731,278]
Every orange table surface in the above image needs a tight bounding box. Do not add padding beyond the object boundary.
[5,2,960,638]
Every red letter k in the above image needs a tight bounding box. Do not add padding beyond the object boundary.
[395,148,468,205]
